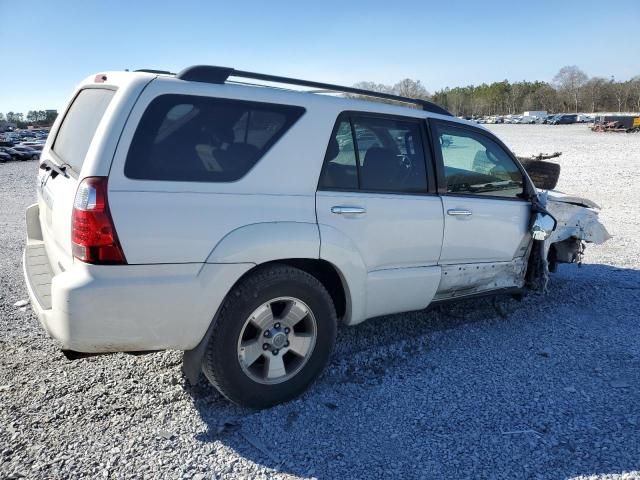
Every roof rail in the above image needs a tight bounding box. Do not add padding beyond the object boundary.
[175,65,452,116]
[135,69,175,75]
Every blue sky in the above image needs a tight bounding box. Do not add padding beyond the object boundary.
[1,0,638,113]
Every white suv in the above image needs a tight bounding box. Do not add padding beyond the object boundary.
[23,66,608,408]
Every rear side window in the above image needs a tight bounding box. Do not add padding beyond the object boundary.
[125,95,305,182]
[53,88,115,172]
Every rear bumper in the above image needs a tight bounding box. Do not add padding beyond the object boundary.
[23,203,253,353]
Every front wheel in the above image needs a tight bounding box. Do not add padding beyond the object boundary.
[202,265,337,408]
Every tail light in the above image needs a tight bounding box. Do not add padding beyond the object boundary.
[71,177,126,264]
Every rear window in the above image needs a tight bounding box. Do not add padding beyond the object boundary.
[125,94,305,182]
[53,88,115,172]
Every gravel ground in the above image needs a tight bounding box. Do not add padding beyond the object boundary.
[1,124,639,479]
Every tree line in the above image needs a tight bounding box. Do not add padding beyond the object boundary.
[0,110,58,128]
[352,66,640,117]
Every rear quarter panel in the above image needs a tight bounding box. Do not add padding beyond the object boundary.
[107,79,338,264]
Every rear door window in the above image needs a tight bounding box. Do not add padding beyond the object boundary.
[353,117,428,192]
[318,114,429,193]
[125,95,305,182]
[53,88,115,172]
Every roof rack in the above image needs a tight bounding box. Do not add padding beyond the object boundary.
[175,65,451,116]
[135,69,175,75]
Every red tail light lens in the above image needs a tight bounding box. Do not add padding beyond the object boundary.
[71,177,126,264]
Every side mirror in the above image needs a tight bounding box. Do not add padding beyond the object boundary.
[531,212,557,241]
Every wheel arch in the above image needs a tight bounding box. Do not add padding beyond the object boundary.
[205,221,320,264]
[260,258,349,323]
[183,257,351,384]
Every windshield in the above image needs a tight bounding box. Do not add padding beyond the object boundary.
[52,88,115,172]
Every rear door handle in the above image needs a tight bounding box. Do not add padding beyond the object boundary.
[447,209,472,216]
[331,206,366,215]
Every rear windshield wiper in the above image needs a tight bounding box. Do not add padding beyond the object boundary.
[39,158,68,178]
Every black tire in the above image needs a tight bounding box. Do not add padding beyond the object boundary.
[202,264,337,408]
[31,154,38,160]
[518,159,561,190]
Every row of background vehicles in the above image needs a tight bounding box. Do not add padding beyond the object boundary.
[0,129,48,162]
[462,112,594,125]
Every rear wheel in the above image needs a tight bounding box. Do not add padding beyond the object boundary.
[203,265,337,408]
[31,154,38,160]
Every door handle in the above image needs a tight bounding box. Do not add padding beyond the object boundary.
[447,209,472,216]
[331,206,366,215]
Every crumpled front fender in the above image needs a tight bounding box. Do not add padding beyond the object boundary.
[544,191,611,245]
[525,190,611,291]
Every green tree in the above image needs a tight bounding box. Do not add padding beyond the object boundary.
[45,110,58,125]
[532,84,559,112]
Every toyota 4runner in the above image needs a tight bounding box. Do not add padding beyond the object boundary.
[23,66,609,408]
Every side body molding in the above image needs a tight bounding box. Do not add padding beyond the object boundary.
[206,222,321,264]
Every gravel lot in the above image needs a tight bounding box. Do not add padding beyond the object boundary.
[1,124,639,479]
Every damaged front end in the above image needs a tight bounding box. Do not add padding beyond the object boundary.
[525,190,611,291]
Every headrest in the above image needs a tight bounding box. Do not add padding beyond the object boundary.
[217,126,235,145]
[363,147,394,167]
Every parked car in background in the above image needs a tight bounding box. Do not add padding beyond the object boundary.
[0,150,10,163]
[513,115,537,124]
[550,114,578,125]
[486,116,504,124]
[11,146,40,159]
[20,142,44,151]
[0,146,31,161]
